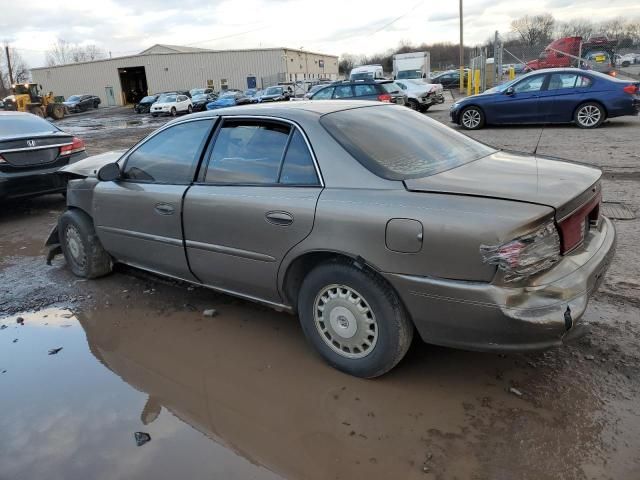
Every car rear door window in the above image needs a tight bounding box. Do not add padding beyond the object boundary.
[313,87,334,99]
[354,84,377,97]
[548,73,578,90]
[577,75,593,88]
[333,85,354,99]
[279,130,319,185]
[205,121,291,184]
[123,120,212,183]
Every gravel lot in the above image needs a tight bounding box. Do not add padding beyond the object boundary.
[1,101,639,480]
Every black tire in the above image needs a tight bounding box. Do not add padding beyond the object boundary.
[298,261,413,378]
[459,106,485,130]
[187,105,193,114]
[420,105,431,113]
[622,61,630,67]
[58,209,113,279]
[49,104,65,120]
[152,113,158,117]
[94,101,99,109]
[407,99,420,111]
[574,102,605,129]
[170,107,177,116]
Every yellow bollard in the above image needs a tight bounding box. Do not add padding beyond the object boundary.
[467,69,472,96]
[474,69,480,95]
[509,66,515,80]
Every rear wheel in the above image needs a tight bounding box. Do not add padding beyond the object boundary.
[298,261,413,378]
[49,104,65,120]
[93,101,99,109]
[460,106,484,129]
[574,102,605,128]
[58,209,112,279]
[29,107,44,118]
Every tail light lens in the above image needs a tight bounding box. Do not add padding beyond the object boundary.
[623,84,638,94]
[557,192,601,253]
[60,137,85,156]
[377,93,392,103]
[480,220,561,282]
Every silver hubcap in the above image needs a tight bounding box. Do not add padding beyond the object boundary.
[462,109,481,128]
[314,284,378,359]
[65,226,86,266]
[577,105,601,127]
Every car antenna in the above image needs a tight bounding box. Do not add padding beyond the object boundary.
[532,123,545,157]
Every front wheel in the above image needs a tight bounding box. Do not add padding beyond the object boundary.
[187,105,193,114]
[407,99,420,111]
[460,106,484,129]
[170,107,177,116]
[298,262,413,378]
[94,101,99,109]
[58,209,113,279]
[574,102,605,129]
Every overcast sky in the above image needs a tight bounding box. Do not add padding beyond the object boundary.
[3,0,639,67]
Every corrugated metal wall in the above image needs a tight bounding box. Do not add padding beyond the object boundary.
[31,49,337,106]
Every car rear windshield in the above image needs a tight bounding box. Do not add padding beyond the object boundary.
[0,115,59,136]
[320,106,496,180]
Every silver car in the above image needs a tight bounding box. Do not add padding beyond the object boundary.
[47,101,616,377]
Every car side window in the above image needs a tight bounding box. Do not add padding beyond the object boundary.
[205,121,291,184]
[547,73,578,90]
[354,84,377,96]
[333,85,353,99]
[279,130,319,185]
[123,120,212,183]
[514,75,545,93]
[313,87,333,99]
[178,95,187,102]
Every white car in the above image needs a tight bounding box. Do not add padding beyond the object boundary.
[150,93,192,117]
[615,53,640,67]
[395,79,445,112]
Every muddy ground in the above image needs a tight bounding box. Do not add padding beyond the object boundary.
[1,103,639,480]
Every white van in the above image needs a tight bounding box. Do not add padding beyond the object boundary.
[349,65,385,81]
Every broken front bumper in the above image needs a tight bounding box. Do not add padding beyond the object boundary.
[384,217,616,352]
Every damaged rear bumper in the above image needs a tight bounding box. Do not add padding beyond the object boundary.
[384,217,616,352]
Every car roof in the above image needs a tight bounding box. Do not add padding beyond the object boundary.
[0,111,32,117]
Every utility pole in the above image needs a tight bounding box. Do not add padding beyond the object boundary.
[5,45,14,85]
[459,0,464,93]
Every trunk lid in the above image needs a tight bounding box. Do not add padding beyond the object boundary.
[0,133,73,168]
[403,150,601,216]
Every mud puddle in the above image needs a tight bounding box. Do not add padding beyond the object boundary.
[56,115,168,135]
[1,290,639,480]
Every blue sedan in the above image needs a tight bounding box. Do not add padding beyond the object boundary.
[450,68,639,129]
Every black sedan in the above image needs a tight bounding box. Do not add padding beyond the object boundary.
[0,112,87,201]
[63,94,101,112]
[134,94,159,114]
[191,93,218,112]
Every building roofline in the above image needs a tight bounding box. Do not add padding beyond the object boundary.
[31,47,339,71]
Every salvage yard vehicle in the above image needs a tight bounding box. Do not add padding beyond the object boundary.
[0,111,86,200]
[134,94,159,114]
[310,80,406,105]
[3,83,66,119]
[450,68,639,130]
[205,90,251,110]
[63,94,101,112]
[258,86,291,102]
[150,93,192,117]
[47,101,615,378]
[191,93,217,112]
[396,79,445,112]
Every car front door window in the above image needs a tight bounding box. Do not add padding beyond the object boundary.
[333,85,353,99]
[513,75,545,93]
[313,87,333,99]
[123,120,212,183]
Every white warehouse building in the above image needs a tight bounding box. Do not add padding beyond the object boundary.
[31,44,339,106]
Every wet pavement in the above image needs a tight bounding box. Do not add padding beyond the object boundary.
[2,105,640,479]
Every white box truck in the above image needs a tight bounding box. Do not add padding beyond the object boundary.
[393,52,431,80]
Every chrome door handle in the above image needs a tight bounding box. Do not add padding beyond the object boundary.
[155,203,175,215]
[265,211,293,226]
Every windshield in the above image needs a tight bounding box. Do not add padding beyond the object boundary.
[265,87,282,95]
[192,94,207,101]
[190,89,205,95]
[67,95,81,101]
[320,105,496,180]
[0,115,59,137]
[140,96,156,102]
[157,94,176,103]
[397,70,422,79]
[220,92,237,99]
[485,76,520,93]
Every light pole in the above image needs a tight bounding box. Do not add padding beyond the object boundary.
[459,0,464,93]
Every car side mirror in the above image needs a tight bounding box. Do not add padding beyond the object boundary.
[505,86,515,95]
[97,162,121,182]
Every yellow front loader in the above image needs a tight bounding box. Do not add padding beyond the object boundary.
[6,83,66,120]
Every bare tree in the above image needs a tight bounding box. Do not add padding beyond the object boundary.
[556,19,595,40]
[0,45,30,95]
[510,14,555,46]
[46,39,106,66]
[600,17,626,41]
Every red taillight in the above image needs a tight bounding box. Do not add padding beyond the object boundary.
[377,93,392,103]
[623,84,638,94]
[610,70,617,77]
[60,137,85,156]
[557,192,601,253]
